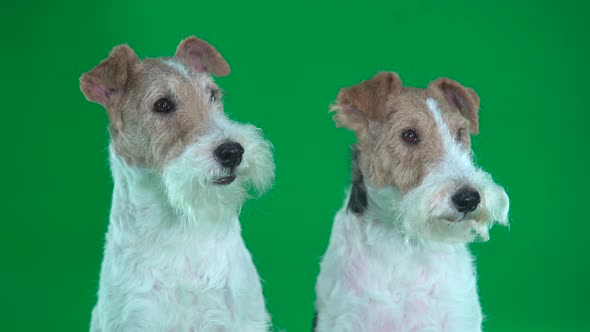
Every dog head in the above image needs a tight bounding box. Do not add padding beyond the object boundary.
[332,72,509,243]
[80,37,274,217]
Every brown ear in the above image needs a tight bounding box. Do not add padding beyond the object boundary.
[80,44,138,129]
[331,71,402,134]
[429,78,480,134]
[175,36,230,77]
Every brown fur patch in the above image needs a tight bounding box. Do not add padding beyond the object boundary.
[332,73,477,192]
[109,59,217,168]
[80,37,229,170]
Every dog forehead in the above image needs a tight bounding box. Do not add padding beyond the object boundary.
[384,89,431,126]
[426,96,471,132]
[132,58,212,91]
[386,88,468,130]
[123,59,217,115]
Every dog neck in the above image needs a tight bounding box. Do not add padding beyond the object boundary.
[348,176,402,227]
[107,146,240,240]
[346,148,400,224]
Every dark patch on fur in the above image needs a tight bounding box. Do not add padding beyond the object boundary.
[347,146,368,214]
[312,311,318,331]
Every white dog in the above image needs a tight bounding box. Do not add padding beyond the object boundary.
[80,36,274,332]
[314,72,509,332]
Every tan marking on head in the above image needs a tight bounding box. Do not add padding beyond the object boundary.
[331,72,479,193]
[80,37,229,170]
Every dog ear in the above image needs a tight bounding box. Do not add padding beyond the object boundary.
[429,78,480,135]
[175,36,230,77]
[80,44,138,130]
[331,71,402,134]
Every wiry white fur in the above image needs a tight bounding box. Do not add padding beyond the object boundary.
[396,99,509,243]
[315,99,509,332]
[90,114,274,332]
[164,113,275,223]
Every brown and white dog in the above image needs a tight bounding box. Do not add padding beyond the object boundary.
[314,72,509,332]
[80,37,274,332]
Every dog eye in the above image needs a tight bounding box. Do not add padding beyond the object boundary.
[401,129,420,144]
[209,89,218,102]
[456,128,466,142]
[153,98,175,113]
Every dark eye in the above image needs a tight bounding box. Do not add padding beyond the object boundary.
[401,129,420,144]
[456,128,466,142]
[153,98,175,113]
[209,89,218,102]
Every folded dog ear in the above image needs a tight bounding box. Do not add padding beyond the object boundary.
[175,36,230,77]
[80,44,139,130]
[429,78,480,135]
[331,71,402,134]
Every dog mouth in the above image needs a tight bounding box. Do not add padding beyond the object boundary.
[438,213,487,226]
[438,213,471,223]
[214,175,237,185]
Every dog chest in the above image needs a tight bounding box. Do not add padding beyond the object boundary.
[97,227,267,331]
[316,210,482,331]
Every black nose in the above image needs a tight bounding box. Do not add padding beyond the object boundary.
[214,142,244,168]
[452,187,481,213]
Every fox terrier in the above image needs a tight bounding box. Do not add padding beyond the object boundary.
[314,72,510,332]
[80,36,274,332]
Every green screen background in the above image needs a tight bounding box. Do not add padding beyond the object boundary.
[1,0,588,331]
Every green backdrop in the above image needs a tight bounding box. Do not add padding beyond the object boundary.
[1,0,588,331]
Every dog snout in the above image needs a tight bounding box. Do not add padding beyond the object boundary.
[214,142,244,168]
[452,187,481,213]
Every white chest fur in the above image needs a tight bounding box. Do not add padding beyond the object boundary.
[315,206,483,332]
[91,153,269,332]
